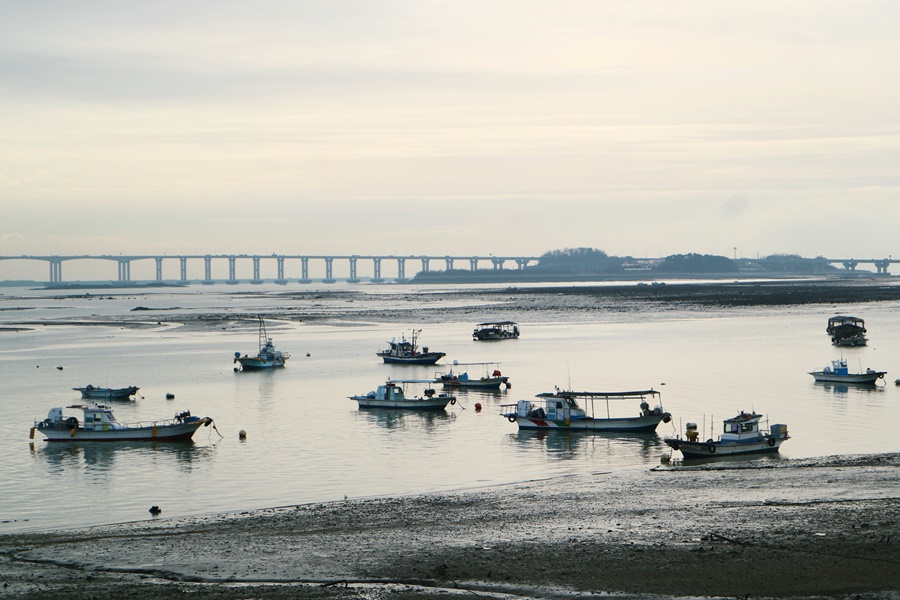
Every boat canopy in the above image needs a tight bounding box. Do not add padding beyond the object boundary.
[475,321,518,327]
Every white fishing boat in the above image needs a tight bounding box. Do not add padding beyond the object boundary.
[234,317,290,370]
[664,411,789,457]
[32,404,214,442]
[808,358,885,384]
[349,379,455,410]
[435,362,510,390]
[473,321,520,341]
[500,388,671,432]
[377,329,445,365]
[72,384,140,400]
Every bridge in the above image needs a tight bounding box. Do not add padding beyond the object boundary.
[0,254,541,284]
[0,254,895,284]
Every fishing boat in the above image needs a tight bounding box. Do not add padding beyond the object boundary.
[348,379,456,410]
[500,388,671,432]
[376,329,445,365]
[31,404,213,442]
[827,315,867,346]
[234,317,290,370]
[473,321,520,341]
[664,411,789,457]
[808,358,886,384]
[435,362,510,390]
[72,385,140,400]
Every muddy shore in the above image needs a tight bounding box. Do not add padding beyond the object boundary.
[2,454,898,599]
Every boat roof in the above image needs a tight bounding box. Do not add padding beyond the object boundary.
[828,315,864,323]
[536,389,660,399]
[385,379,439,385]
[476,321,518,326]
[723,411,762,423]
[66,403,112,411]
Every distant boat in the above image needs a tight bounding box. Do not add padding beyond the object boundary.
[348,379,455,410]
[72,385,139,400]
[809,358,885,384]
[827,315,867,347]
[435,362,510,390]
[501,388,670,432]
[234,317,290,370]
[377,329,445,365]
[665,411,789,457]
[33,404,213,442]
[472,321,520,341]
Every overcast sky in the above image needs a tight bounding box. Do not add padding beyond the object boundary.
[2,1,899,270]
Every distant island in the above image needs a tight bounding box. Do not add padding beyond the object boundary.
[413,249,857,283]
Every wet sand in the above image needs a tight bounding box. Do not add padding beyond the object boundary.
[2,454,898,599]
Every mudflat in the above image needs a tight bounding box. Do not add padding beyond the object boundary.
[2,453,898,599]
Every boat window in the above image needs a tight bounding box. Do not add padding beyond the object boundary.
[555,402,563,409]
[726,423,738,433]
[741,423,755,433]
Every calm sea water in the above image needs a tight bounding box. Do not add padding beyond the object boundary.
[1,282,899,533]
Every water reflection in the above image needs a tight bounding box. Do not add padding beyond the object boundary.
[31,440,216,474]
[814,381,886,396]
[356,408,456,431]
[511,429,663,460]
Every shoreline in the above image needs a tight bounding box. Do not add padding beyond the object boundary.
[2,453,898,599]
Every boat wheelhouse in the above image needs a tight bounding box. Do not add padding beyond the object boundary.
[501,388,670,432]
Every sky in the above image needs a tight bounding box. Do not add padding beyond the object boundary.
[2,0,900,277]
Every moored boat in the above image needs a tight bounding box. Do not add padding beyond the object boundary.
[377,329,445,365]
[500,388,670,432]
[435,362,510,390]
[473,321,520,341]
[665,411,789,457]
[234,317,290,370]
[808,358,885,384]
[827,315,867,346]
[349,379,456,410]
[32,404,213,442]
[72,384,140,400]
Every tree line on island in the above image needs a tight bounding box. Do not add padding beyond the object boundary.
[413,248,842,282]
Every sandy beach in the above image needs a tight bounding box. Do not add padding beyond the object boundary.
[2,453,898,599]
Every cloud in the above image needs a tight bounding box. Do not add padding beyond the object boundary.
[721,195,749,217]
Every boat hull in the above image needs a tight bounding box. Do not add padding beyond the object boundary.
[73,386,139,400]
[509,414,667,432]
[378,353,445,365]
[441,377,507,390]
[665,437,785,457]
[809,372,884,384]
[37,418,212,442]
[350,396,451,410]
[236,358,286,370]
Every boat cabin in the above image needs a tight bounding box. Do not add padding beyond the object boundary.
[42,404,125,431]
[821,359,849,376]
[827,315,865,335]
[720,412,763,442]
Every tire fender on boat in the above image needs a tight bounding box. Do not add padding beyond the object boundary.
[707,444,716,454]
[768,438,776,447]
[507,416,516,423]
[449,398,456,405]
